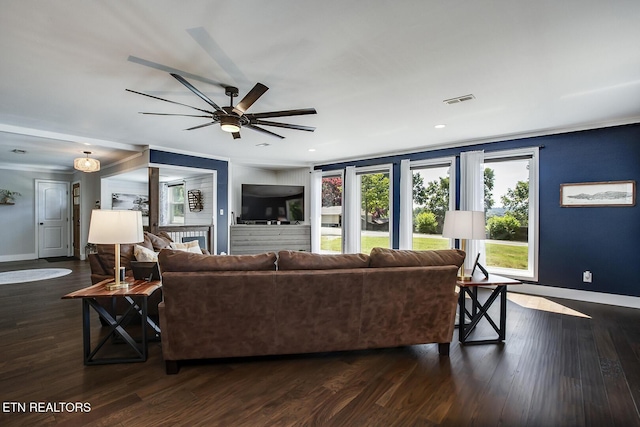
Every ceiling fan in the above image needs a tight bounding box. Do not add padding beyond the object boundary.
[126,73,317,140]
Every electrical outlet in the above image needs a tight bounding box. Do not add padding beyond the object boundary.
[583,271,592,283]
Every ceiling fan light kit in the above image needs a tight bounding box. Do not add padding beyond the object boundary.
[220,115,240,133]
[127,73,316,140]
[74,151,100,173]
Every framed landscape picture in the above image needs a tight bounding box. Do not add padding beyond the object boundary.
[560,180,635,207]
[112,193,150,216]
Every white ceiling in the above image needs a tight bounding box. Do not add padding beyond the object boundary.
[1,1,639,172]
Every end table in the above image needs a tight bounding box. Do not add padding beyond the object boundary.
[457,271,521,345]
[62,278,162,364]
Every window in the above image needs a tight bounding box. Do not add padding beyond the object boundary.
[409,158,455,250]
[341,165,393,254]
[168,183,185,224]
[320,173,343,253]
[359,171,390,254]
[483,148,539,280]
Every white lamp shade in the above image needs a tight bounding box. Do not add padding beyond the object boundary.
[442,210,486,240]
[88,210,144,244]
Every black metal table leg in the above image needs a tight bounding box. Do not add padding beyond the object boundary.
[459,285,509,345]
[82,299,91,362]
[81,296,150,365]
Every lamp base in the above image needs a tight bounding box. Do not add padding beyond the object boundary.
[457,274,473,282]
[105,281,129,291]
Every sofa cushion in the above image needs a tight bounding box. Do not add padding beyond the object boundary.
[158,249,277,271]
[169,240,201,253]
[369,247,465,268]
[144,231,172,251]
[277,251,370,270]
[134,244,159,262]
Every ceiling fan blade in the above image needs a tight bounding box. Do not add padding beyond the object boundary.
[140,112,212,118]
[232,132,241,140]
[252,119,315,132]
[126,89,213,114]
[185,121,218,131]
[246,108,317,119]
[233,83,269,115]
[170,73,224,113]
[246,124,285,139]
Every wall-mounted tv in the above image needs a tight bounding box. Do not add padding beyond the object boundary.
[241,184,304,223]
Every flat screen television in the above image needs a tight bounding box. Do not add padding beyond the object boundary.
[241,184,304,223]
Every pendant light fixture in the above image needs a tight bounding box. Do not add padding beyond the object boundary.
[74,151,100,173]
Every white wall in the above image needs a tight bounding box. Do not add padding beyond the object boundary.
[184,174,215,226]
[0,168,73,261]
[231,164,311,223]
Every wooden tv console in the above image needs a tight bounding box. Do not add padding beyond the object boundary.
[229,224,311,255]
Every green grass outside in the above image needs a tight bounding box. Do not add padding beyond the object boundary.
[321,235,528,269]
[321,235,449,253]
[485,242,528,269]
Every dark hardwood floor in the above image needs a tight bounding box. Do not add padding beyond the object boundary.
[1,259,639,426]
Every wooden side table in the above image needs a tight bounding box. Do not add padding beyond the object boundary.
[457,271,521,345]
[62,278,162,364]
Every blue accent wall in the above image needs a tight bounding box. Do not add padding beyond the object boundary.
[150,150,229,254]
[316,123,640,297]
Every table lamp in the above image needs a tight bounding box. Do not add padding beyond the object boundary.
[88,210,143,290]
[442,210,485,281]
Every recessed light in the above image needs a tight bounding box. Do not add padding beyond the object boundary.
[308,148,316,152]
[434,124,446,129]
[255,143,270,147]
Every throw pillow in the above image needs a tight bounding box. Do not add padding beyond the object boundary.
[134,244,159,262]
[169,240,201,254]
[143,231,172,251]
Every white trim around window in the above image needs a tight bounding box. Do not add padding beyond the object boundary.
[353,164,393,253]
[484,147,539,281]
[402,157,456,250]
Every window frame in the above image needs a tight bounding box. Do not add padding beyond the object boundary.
[321,170,345,253]
[167,182,186,225]
[483,147,539,281]
[407,157,457,249]
[354,164,393,254]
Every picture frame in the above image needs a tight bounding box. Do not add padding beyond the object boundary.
[112,193,149,216]
[471,253,489,279]
[560,180,635,207]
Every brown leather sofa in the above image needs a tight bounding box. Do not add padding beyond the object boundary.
[158,247,465,374]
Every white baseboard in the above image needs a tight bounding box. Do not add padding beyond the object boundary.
[513,283,640,310]
[0,253,38,263]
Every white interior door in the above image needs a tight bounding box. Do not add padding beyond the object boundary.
[37,180,70,258]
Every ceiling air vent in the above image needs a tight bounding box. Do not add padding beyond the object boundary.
[443,94,475,105]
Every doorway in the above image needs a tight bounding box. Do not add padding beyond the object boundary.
[36,180,70,258]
